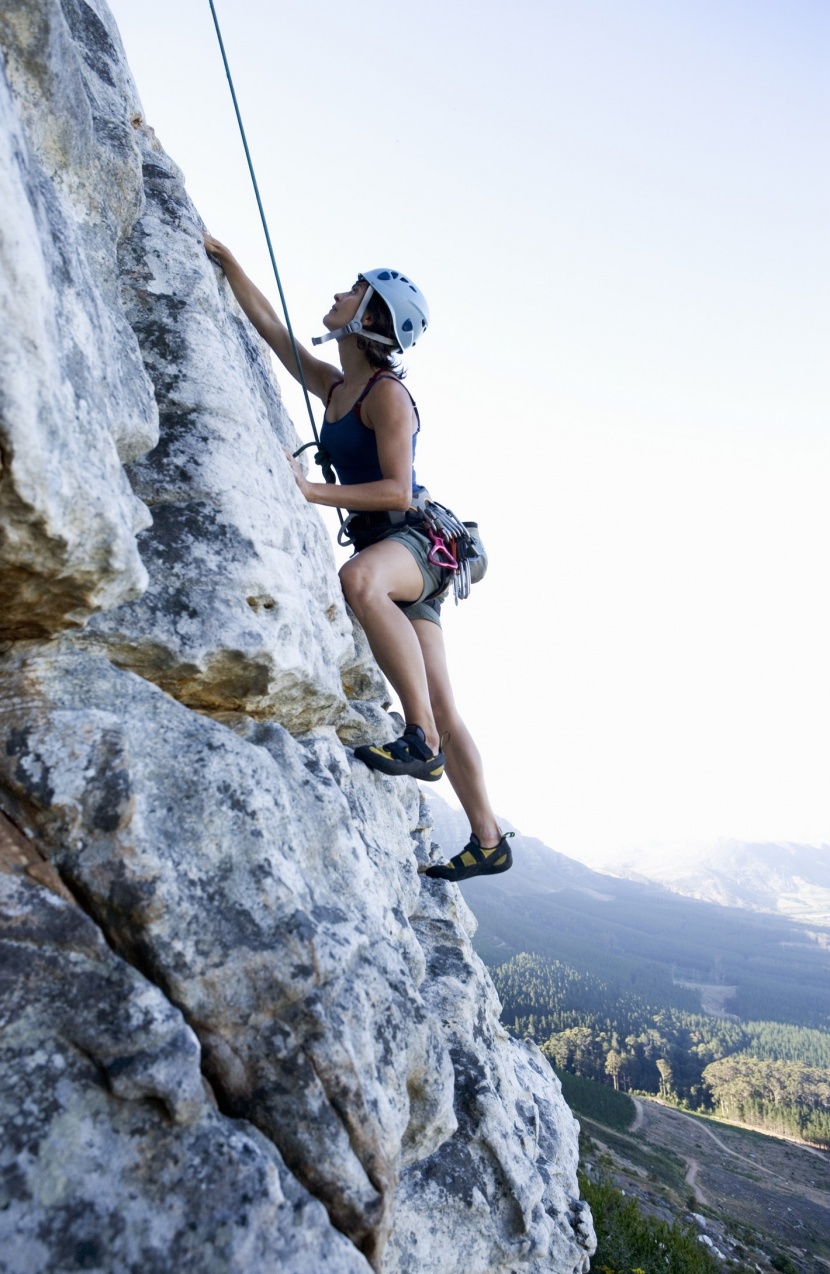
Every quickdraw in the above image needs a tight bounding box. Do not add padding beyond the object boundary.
[417,496,487,604]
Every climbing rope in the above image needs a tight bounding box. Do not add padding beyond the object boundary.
[207,0,341,505]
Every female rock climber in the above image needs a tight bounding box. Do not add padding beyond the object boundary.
[203,236,512,882]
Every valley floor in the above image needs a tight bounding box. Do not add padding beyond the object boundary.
[580,1093,830,1273]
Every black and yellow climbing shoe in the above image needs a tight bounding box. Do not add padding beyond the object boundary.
[423,831,514,881]
[354,724,446,782]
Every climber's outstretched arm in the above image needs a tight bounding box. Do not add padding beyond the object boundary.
[203,235,339,403]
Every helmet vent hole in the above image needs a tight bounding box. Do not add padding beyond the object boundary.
[377,270,392,280]
[402,318,413,332]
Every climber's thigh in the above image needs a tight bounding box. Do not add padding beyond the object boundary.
[339,538,426,607]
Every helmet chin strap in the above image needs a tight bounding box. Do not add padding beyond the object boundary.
[312,285,397,347]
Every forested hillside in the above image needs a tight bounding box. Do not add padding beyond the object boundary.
[454,820,830,1031]
[493,953,830,1147]
[442,803,830,1148]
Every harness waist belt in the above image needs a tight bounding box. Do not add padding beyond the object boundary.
[346,509,417,531]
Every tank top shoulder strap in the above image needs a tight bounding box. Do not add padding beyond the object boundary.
[354,371,419,431]
[325,376,343,409]
[354,369,392,407]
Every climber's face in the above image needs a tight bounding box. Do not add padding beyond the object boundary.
[322,279,369,330]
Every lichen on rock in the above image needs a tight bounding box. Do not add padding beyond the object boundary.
[0,2,594,1270]
[0,869,369,1274]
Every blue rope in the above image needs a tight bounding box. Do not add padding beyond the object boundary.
[207,0,338,493]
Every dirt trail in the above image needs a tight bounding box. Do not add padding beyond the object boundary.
[684,1156,708,1206]
[629,1099,707,1205]
[645,1101,830,1211]
[587,1094,830,1268]
[597,1096,709,1206]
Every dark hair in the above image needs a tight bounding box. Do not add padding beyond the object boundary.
[357,291,405,375]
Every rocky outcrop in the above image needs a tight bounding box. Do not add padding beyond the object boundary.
[0,2,594,1271]
[0,0,155,638]
[81,120,365,734]
[0,849,367,1274]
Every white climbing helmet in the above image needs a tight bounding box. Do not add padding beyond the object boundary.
[362,269,430,351]
[312,268,430,352]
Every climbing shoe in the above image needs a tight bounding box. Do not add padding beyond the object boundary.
[423,831,514,881]
[354,724,445,782]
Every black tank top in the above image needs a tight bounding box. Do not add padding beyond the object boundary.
[319,371,420,494]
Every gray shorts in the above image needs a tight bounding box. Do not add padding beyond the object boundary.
[385,527,449,627]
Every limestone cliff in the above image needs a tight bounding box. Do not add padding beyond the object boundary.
[0,2,595,1270]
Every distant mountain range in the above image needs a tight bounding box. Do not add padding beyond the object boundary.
[594,840,830,927]
[425,795,830,1032]
[427,798,830,928]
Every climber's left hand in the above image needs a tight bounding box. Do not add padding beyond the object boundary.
[284,448,311,500]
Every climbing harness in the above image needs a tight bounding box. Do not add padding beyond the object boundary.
[207,1,342,510]
[339,491,488,605]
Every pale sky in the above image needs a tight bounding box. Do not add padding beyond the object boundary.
[107,0,830,866]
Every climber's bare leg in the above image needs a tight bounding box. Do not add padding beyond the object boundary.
[340,542,439,751]
[411,618,501,846]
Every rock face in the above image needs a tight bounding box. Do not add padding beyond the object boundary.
[0,3,595,1272]
[0,860,367,1274]
[0,0,155,638]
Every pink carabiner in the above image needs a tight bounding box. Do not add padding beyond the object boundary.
[427,528,458,570]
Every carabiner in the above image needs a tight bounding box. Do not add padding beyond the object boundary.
[427,527,458,569]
